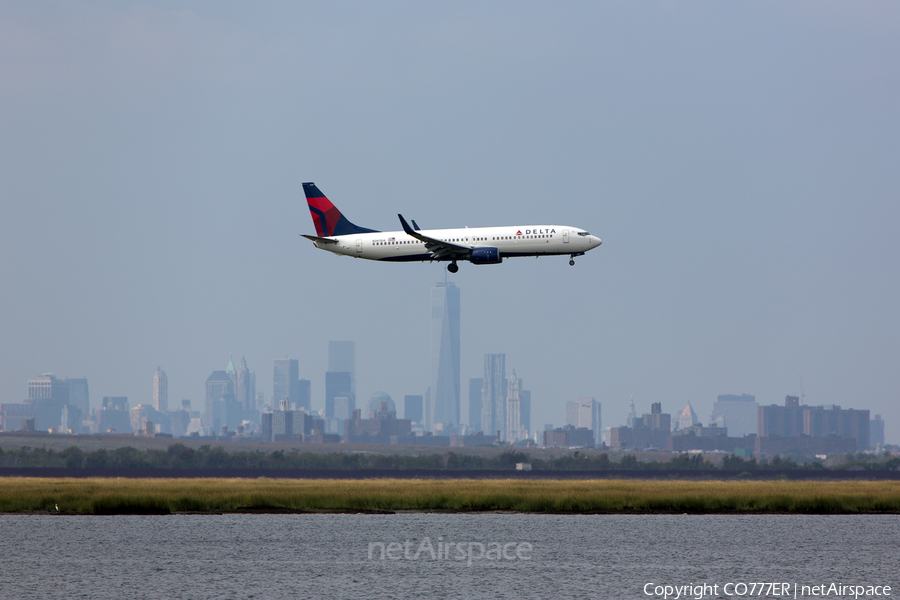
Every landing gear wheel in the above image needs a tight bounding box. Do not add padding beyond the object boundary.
[569,259,575,266]
[448,262,459,273]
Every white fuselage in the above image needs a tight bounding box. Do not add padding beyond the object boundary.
[311,225,601,262]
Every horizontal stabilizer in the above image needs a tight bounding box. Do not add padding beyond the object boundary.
[301,234,339,244]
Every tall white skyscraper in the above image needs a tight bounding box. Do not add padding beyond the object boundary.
[505,370,525,442]
[153,367,168,413]
[481,353,506,439]
[430,282,460,428]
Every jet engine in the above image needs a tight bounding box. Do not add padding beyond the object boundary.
[468,247,502,265]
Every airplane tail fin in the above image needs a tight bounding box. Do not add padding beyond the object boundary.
[303,182,378,237]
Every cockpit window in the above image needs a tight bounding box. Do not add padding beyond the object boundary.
[577,231,590,236]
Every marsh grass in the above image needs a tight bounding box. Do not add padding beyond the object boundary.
[1,478,898,514]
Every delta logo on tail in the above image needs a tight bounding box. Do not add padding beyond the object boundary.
[300,182,601,273]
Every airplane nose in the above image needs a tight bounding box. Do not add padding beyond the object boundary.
[595,236,602,246]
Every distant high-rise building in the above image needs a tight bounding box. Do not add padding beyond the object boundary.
[481,354,506,439]
[325,371,353,421]
[577,397,601,446]
[235,357,252,411]
[298,379,311,412]
[367,392,395,416]
[153,367,168,413]
[205,370,235,433]
[28,374,69,403]
[430,282,460,429]
[328,341,356,396]
[65,378,89,413]
[27,374,69,431]
[677,401,698,430]
[273,359,300,407]
[626,397,636,427]
[405,395,424,424]
[505,370,525,442]
[710,394,757,437]
[468,378,483,431]
[520,390,531,436]
[99,396,131,433]
[871,415,885,448]
[643,402,671,433]
[565,398,600,445]
[565,401,579,428]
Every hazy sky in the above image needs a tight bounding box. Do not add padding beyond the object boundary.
[2,2,898,441]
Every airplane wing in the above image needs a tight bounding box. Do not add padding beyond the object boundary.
[398,214,471,260]
[301,234,339,244]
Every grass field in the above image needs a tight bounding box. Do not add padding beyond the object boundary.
[2,478,900,515]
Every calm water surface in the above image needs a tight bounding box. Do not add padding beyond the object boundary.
[0,514,897,599]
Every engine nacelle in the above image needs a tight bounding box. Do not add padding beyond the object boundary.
[468,247,502,265]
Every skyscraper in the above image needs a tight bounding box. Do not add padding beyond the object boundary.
[236,357,252,411]
[577,397,601,446]
[153,367,168,413]
[431,282,460,428]
[273,359,300,407]
[325,370,352,421]
[405,395,424,424]
[66,377,89,413]
[205,371,234,433]
[564,397,601,445]
[677,401,698,430]
[481,354,506,439]
[710,394,757,437]
[505,370,524,442]
[328,341,356,395]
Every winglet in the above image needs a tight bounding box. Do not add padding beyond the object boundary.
[398,214,415,235]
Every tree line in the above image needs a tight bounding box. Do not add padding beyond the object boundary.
[0,444,897,471]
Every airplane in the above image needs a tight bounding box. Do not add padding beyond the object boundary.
[301,182,602,273]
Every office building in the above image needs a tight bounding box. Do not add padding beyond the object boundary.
[99,396,131,433]
[710,394,758,438]
[298,379,311,412]
[328,341,356,396]
[235,357,253,412]
[325,371,353,422]
[565,398,600,445]
[405,395,424,424]
[759,396,871,451]
[273,359,300,407]
[871,415,885,447]
[153,367,168,413]
[66,378,90,413]
[205,370,235,434]
[430,281,460,429]
[578,397,601,446]
[505,371,524,442]
[481,354,506,439]
[677,401,698,430]
[367,392,395,417]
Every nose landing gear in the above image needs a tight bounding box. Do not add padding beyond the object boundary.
[569,252,584,266]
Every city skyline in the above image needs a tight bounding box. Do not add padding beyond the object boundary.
[2,3,897,442]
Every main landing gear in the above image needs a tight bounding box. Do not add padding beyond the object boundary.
[448,261,459,273]
[569,252,584,266]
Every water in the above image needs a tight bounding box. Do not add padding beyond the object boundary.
[0,514,897,599]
